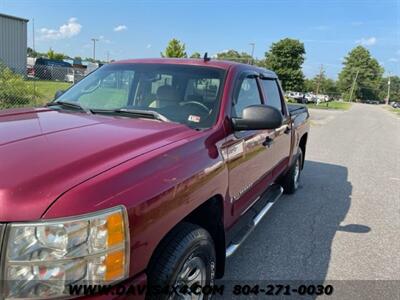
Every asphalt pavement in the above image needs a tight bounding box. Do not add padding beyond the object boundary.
[218,103,400,299]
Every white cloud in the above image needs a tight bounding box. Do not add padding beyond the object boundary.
[39,17,82,40]
[388,58,399,62]
[114,25,127,32]
[146,44,152,49]
[356,37,377,46]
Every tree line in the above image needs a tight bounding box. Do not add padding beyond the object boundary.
[161,38,397,102]
[26,38,398,102]
[27,48,103,64]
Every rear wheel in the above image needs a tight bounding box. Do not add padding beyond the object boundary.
[147,223,216,300]
[281,148,303,194]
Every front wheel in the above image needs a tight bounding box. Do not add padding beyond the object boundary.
[281,148,303,194]
[146,223,216,300]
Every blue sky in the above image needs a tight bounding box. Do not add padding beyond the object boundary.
[1,0,399,78]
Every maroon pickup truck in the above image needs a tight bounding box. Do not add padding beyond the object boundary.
[0,58,309,299]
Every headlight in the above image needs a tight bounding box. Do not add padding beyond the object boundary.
[1,206,130,299]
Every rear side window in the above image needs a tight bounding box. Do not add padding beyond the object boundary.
[261,79,283,113]
[233,77,262,117]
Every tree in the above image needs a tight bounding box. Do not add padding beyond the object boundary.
[338,46,383,101]
[263,38,306,91]
[190,52,201,59]
[27,47,46,58]
[47,48,66,61]
[303,78,314,93]
[27,47,38,58]
[379,75,400,102]
[305,71,339,97]
[216,50,252,63]
[161,39,187,58]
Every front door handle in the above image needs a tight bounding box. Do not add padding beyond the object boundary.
[284,126,291,134]
[262,136,274,148]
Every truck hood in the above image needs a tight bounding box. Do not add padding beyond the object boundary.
[0,108,195,221]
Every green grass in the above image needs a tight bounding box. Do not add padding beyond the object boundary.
[28,80,72,106]
[384,105,400,116]
[305,101,352,110]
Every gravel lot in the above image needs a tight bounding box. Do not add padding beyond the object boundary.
[218,103,400,299]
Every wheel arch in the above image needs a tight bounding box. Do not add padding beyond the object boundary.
[299,133,308,168]
[147,194,226,279]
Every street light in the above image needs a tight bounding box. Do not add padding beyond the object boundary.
[249,43,255,64]
[91,38,99,61]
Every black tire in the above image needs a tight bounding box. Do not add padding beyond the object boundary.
[281,148,303,194]
[146,222,216,300]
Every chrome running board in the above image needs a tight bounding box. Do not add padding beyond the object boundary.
[226,185,283,258]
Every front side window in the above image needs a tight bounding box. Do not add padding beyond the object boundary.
[261,79,283,113]
[233,77,262,117]
[55,64,226,129]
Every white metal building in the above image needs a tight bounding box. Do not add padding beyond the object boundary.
[0,13,28,74]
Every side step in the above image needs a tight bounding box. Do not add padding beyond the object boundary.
[226,184,283,258]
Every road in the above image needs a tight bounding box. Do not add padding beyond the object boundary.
[218,104,400,299]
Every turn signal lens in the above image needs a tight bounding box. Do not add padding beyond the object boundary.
[105,250,125,281]
[107,212,125,247]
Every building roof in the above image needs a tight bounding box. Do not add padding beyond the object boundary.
[0,13,29,22]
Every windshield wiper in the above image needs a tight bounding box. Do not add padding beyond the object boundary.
[92,108,171,122]
[46,101,92,114]
[116,108,171,122]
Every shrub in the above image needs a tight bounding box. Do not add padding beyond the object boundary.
[0,63,35,109]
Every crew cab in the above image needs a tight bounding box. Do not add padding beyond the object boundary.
[0,58,309,299]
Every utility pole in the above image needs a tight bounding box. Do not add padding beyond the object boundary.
[32,18,35,51]
[106,51,110,63]
[349,69,359,102]
[315,64,324,95]
[91,38,99,61]
[249,43,255,65]
[386,72,391,105]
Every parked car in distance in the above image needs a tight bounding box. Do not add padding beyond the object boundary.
[0,58,310,299]
[391,101,400,108]
[33,57,73,81]
[364,99,380,105]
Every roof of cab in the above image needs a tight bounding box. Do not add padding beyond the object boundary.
[112,58,277,78]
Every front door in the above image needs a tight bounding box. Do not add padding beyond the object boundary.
[226,75,275,217]
[260,78,291,178]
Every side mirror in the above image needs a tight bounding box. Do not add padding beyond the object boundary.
[232,105,283,131]
[54,90,64,100]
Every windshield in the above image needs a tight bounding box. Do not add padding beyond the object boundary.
[56,63,226,128]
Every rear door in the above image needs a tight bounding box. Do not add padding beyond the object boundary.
[260,78,291,178]
[226,73,275,217]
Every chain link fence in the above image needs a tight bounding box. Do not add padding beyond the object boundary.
[0,61,90,110]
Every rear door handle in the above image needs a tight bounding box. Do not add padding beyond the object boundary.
[262,136,274,148]
[284,126,291,134]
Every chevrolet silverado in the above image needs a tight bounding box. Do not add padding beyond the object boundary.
[0,58,309,299]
